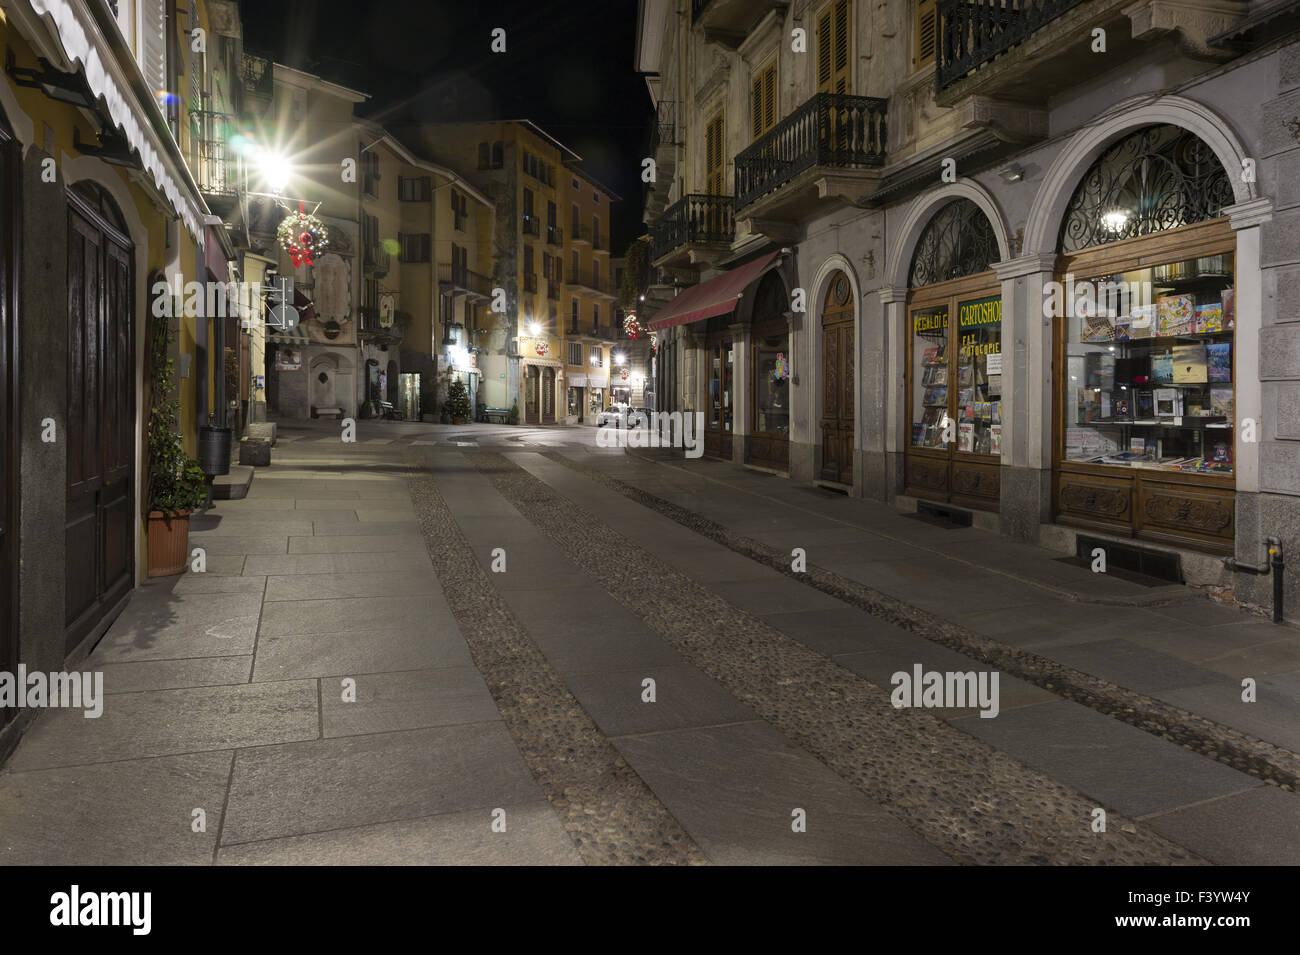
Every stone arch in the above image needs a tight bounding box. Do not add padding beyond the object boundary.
[887,180,1012,292]
[1023,94,1255,257]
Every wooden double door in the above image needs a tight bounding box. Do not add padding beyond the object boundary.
[820,271,854,484]
[524,365,556,425]
[65,191,135,655]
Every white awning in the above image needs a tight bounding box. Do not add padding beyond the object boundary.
[567,374,587,387]
[587,374,609,388]
[522,357,563,369]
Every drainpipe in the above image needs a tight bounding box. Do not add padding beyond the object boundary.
[1223,536,1284,624]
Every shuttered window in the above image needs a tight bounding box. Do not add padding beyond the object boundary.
[705,111,725,195]
[915,0,937,70]
[817,0,851,94]
[751,61,777,140]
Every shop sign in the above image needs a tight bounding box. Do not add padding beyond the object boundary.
[274,348,302,372]
[958,296,1001,358]
[379,293,395,328]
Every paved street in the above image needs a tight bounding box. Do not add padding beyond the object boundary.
[1,418,1297,865]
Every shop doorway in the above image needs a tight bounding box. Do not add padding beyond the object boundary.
[65,185,135,654]
[904,199,1003,511]
[705,329,733,459]
[819,271,854,484]
[525,365,540,423]
[746,271,790,472]
[0,111,17,715]
[541,367,556,423]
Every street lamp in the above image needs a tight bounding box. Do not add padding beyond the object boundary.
[527,321,541,337]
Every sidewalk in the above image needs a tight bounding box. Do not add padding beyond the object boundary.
[0,429,580,865]
[552,446,1300,762]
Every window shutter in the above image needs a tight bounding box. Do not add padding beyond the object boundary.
[816,6,833,91]
[140,0,168,109]
[763,64,776,132]
[833,0,850,92]
[915,0,937,69]
[751,76,762,140]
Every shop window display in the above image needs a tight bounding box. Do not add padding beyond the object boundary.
[708,343,733,431]
[1062,253,1234,473]
[911,297,1003,455]
[754,344,789,435]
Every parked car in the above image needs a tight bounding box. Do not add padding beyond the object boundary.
[596,403,631,427]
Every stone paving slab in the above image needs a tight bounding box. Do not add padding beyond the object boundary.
[565,664,758,738]
[171,573,267,595]
[954,700,1261,819]
[1155,672,1300,751]
[356,508,425,522]
[1143,786,1300,865]
[191,519,317,537]
[704,578,849,616]
[0,752,232,865]
[1045,638,1236,695]
[99,655,254,694]
[243,552,432,576]
[215,801,582,865]
[187,536,289,555]
[264,571,437,602]
[319,667,500,738]
[756,607,920,657]
[614,720,954,865]
[5,681,319,770]
[311,520,421,536]
[88,594,261,662]
[252,626,472,681]
[220,723,543,846]
[258,596,454,636]
[287,534,428,554]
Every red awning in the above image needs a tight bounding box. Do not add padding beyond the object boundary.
[648,251,781,331]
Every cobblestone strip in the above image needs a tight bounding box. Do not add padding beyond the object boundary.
[542,450,1300,793]
[476,452,1205,865]
[404,452,708,865]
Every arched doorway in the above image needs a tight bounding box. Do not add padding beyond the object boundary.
[65,181,135,653]
[819,270,854,484]
[746,270,791,472]
[525,365,540,424]
[905,197,1003,510]
[386,359,397,405]
[1051,124,1238,552]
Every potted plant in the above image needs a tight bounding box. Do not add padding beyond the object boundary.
[506,400,520,425]
[445,377,471,425]
[145,310,209,577]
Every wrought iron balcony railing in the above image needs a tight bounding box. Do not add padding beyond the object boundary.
[650,194,734,262]
[241,52,273,97]
[734,92,888,212]
[522,215,541,236]
[438,263,493,298]
[188,109,242,198]
[937,0,1088,90]
[523,273,538,293]
[363,246,390,276]
[546,224,563,245]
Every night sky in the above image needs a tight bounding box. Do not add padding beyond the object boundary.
[240,0,653,250]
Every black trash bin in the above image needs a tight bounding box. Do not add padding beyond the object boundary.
[198,425,232,476]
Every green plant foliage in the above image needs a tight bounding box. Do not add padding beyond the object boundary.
[506,399,520,425]
[445,377,472,419]
[621,235,648,309]
[146,311,208,515]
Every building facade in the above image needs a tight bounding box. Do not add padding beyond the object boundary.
[637,0,1300,618]
[401,120,627,424]
[0,0,232,760]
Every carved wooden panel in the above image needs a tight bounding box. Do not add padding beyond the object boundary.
[951,461,1000,503]
[1138,482,1234,542]
[1058,477,1132,522]
[746,434,789,471]
[704,428,732,460]
[906,455,948,494]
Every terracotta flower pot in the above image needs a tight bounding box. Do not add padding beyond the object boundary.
[452,416,464,425]
[147,510,192,577]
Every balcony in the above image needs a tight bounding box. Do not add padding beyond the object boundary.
[934,0,1244,108]
[438,263,493,301]
[522,215,541,237]
[363,172,380,200]
[649,194,734,268]
[570,223,600,247]
[188,110,243,211]
[363,245,390,277]
[240,52,273,98]
[546,224,563,246]
[523,273,539,294]
[733,92,888,228]
[692,0,788,48]
[565,268,616,300]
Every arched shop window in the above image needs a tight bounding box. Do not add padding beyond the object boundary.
[908,198,999,288]
[747,270,791,472]
[906,199,1003,510]
[1054,124,1237,552]
[1058,124,1234,254]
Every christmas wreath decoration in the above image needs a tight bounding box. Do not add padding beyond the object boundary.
[623,313,644,339]
[277,205,328,268]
